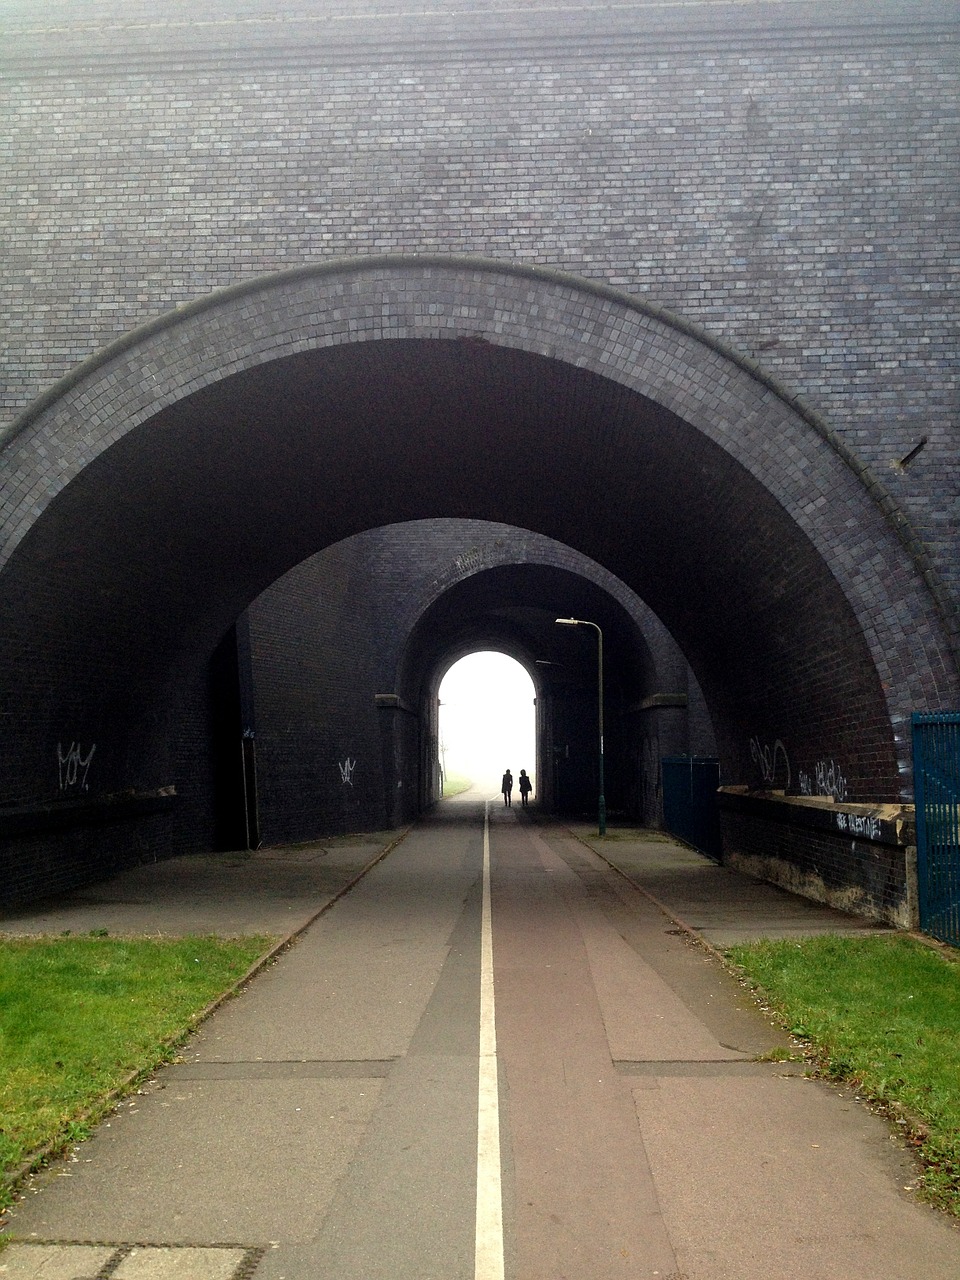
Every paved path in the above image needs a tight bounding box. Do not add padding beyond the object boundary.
[2,800,958,1278]
[564,822,892,948]
[0,830,405,941]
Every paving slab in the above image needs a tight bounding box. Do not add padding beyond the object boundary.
[2,807,958,1279]
[569,824,893,946]
[0,833,405,940]
[112,1247,252,1280]
[632,1073,958,1280]
[9,1077,381,1244]
[0,1244,259,1280]
[0,1243,118,1278]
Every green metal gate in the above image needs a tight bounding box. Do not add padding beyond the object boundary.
[912,713,960,946]
[661,756,721,861]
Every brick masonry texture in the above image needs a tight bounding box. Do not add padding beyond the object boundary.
[1,264,953,775]
[244,519,713,839]
[0,0,957,910]
[720,802,913,928]
[0,0,957,610]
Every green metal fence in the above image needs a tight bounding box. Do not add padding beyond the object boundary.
[661,756,721,861]
[912,712,960,947]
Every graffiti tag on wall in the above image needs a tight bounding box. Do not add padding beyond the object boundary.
[339,757,357,785]
[798,759,848,802]
[750,737,791,789]
[58,741,96,792]
[836,812,882,841]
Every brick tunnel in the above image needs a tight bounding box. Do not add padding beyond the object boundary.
[1,259,956,920]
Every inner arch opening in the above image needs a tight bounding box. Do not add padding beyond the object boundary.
[439,652,536,802]
[2,259,950,921]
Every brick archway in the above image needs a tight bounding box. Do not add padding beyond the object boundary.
[3,257,951,661]
[0,257,956,903]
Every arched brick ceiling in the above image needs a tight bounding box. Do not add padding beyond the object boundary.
[394,562,656,708]
[0,336,902,799]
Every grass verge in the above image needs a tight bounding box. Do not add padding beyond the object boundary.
[442,772,473,799]
[727,933,960,1216]
[0,933,271,1205]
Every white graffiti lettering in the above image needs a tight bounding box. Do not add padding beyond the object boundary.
[58,741,96,792]
[338,757,357,785]
[799,760,849,801]
[750,737,791,789]
[814,758,848,803]
[836,812,882,841]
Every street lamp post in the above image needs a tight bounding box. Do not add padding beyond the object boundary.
[555,617,606,836]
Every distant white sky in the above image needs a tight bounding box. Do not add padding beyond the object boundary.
[439,651,536,796]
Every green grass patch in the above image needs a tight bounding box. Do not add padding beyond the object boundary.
[442,772,473,799]
[0,934,270,1195]
[727,934,960,1215]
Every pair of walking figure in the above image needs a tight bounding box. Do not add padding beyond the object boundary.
[501,768,532,807]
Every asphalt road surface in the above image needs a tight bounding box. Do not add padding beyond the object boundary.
[4,799,960,1279]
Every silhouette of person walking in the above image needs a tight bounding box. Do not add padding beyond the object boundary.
[501,769,513,807]
[518,769,532,807]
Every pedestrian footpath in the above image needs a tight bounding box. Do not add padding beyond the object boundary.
[563,821,891,948]
[1,805,957,1279]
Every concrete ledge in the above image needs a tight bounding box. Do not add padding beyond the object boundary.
[718,787,914,848]
[638,693,689,710]
[0,788,177,839]
[374,693,416,715]
[718,789,917,929]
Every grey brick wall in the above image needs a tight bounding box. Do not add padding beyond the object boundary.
[0,263,951,812]
[245,520,712,839]
[0,0,956,908]
[1,0,956,609]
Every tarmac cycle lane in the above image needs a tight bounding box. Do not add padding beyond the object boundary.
[3,803,960,1278]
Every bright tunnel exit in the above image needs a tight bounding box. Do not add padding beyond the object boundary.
[438,652,536,801]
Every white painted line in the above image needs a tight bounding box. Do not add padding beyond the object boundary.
[475,800,505,1280]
